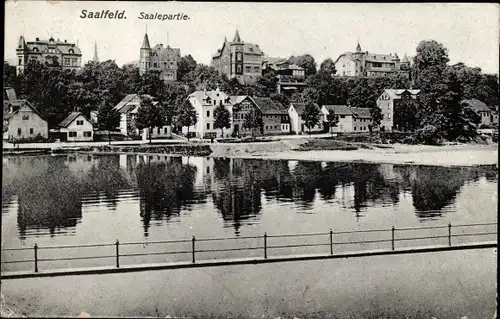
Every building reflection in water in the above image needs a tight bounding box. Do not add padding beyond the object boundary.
[2,153,497,241]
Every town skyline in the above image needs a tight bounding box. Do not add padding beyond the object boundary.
[5,2,499,74]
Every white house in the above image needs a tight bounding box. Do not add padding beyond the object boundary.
[3,100,48,141]
[321,105,372,133]
[376,89,420,131]
[59,112,94,142]
[462,98,493,127]
[185,88,233,138]
[288,102,323,134]
[114,94,171,140]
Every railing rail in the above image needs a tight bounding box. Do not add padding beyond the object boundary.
[1,222,496,273]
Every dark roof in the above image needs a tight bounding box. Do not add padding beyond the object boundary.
[213,40,264,58]
[150,45,181,61]
[23,38,82,55]
[251,97,287,115]
[59,112,90,128]
[323,105,372,119]
[141,33,151,49]
[462,99,490,112]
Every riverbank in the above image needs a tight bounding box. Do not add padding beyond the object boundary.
[1,249,496,318]
[210,141,498,167]
[3,139,497,167]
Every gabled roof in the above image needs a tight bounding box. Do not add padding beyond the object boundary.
[114,94,157,114]
[322,105,372,119]
[230,95,249,105]
[462,99,490,112]
[382,89,420,99]
[4,100,47,121]
[289,102,320,115]
[189,89,231,106]
[59,112,91,128]
[251,97,287,115]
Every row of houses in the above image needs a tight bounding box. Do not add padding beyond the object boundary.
[3,87,95,142]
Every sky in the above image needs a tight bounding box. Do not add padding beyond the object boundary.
[4,2,500,74]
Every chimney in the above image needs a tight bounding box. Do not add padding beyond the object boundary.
[64,39,67,43]
[36,37,39,41]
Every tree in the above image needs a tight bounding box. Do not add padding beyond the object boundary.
[243,109,263,138]
[288,54,317,77]
[256,70,278,97]
[97,98,121,144]
[177,100,198,140]
[137,70,166,97]
[319,58,336,76]
[393,96,420,131]
[326,110,339,136]
[177,55,197,82]
[213,102,231,137]
[370,106,383,130]
[301,101,320,135]
[135,96,165,143]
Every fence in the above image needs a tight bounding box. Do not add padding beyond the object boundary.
[1,222,497,274]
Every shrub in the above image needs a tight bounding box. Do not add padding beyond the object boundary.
[415,125,442,145]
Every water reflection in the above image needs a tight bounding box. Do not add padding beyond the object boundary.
[1,154,497,243]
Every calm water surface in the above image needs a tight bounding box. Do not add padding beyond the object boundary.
[1,154,497,270]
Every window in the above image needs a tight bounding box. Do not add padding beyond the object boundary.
[64,58,70,66]
[22,114,29,120]
[388,113,391,119]
[157,127,160,134]
[69,131,77,137]
[207,110,210,117]
[207,166,210,174]
[17,128,21,136]
[33,48,39,52]
[245,66,251,73]
[83,131,92,137]
[69,49,74,54]
[354,127,357,131]
[154,63,158,68]
[207,123,210,130]
[340,115,345,118]
[237,65,242,73]
[164,127,168,134]
[76,120,84,125]
[30,128,34,135]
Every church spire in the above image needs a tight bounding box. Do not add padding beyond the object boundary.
[141,31,151,49]
[93,41,99,62]
[233,29,241,43]
[356,41,362,52]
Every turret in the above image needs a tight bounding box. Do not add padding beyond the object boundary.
[356,41,362,52]
[92,41,99,62]
[139,32,152,76]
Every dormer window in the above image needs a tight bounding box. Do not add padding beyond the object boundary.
[32,48,39,52]
[68,49,74,54]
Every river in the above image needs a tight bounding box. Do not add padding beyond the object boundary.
[1,154,497,271]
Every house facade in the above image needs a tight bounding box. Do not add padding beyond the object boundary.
[288,103,324,134]
[321,105,372,133]
[185,89,233,138]
[211,30,264,84]
[262,59,307,95]
[114,94,171,139]
[462,99,493,127]
[59,112,94,142]
[139,32,181,82]
[252,97,290,135]
[3,100,48,141]
[376,89,420,131]
[334,42,410,78]
[16,36,82,75]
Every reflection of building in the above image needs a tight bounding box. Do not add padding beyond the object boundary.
[139,32,181,82]
[3,99,48,141]
[376,89,420,131]
[16,36,82,75]
[334,42,410,77]
[58,112,94,142]
[321,105,372,133]
[212,30,265,84]
[288,102,324,134]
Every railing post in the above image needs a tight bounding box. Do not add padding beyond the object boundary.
[329,230,333,255]
[448,223,452,247]
[192,236,196,263]
[264,232,267,259]
[115,240,120,268]
[391,226,395,251]
[34,243,38,273]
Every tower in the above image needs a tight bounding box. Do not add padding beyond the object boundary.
[230,29,244,80]
[353,41,365,76]
[392,52,401,70]
[16,35,29,74]
[139,31,152,76]
[92,41,99,62]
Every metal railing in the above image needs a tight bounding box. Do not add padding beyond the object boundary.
[1,222,496,273]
